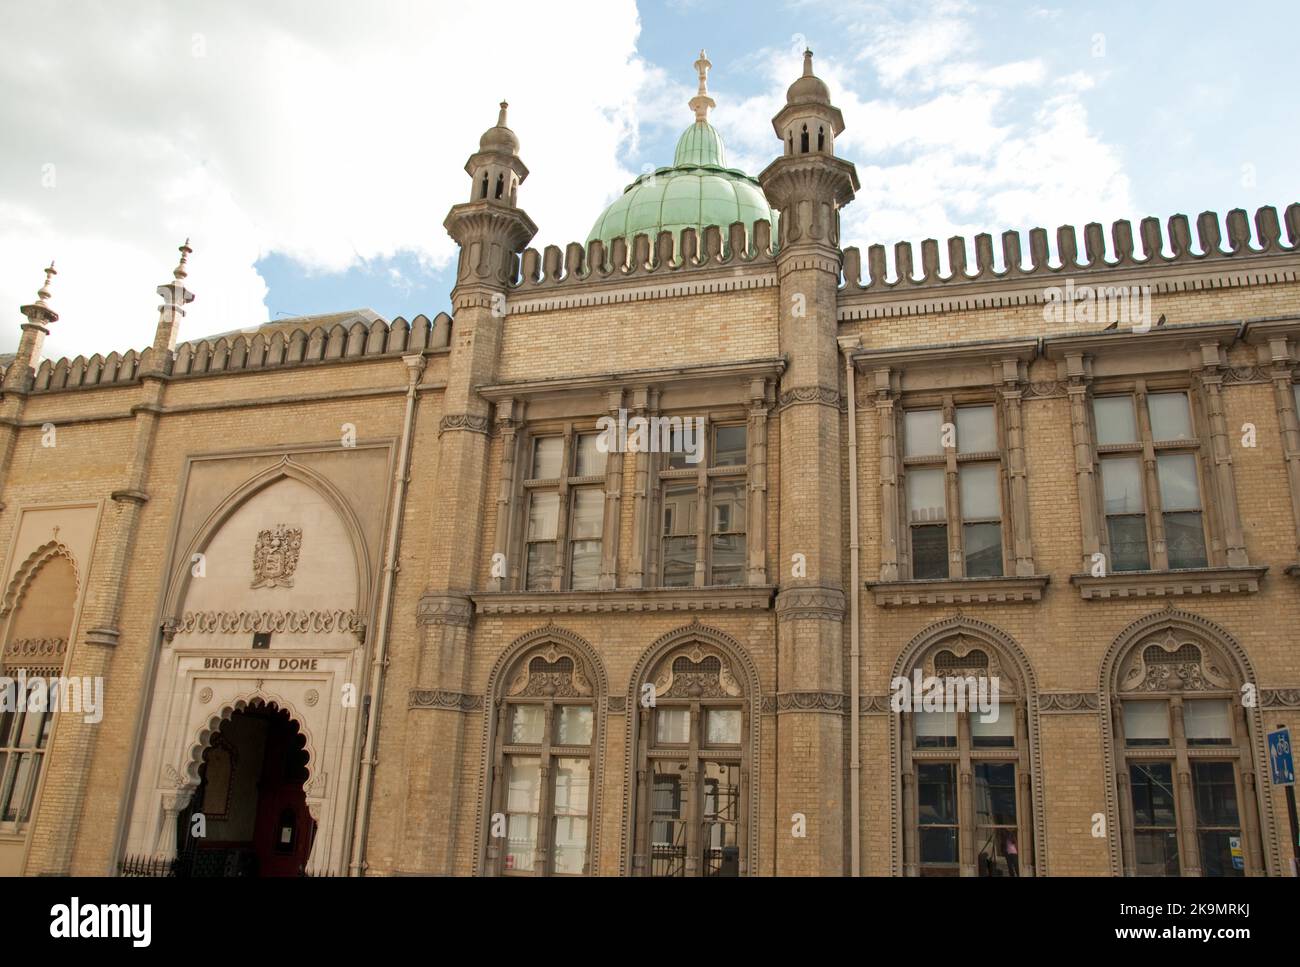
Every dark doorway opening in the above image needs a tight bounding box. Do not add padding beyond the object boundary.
[176,702,316,876]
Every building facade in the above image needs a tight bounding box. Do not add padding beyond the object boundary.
[2,52,1300,877]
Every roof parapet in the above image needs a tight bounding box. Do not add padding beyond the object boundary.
[840,203,1299,290]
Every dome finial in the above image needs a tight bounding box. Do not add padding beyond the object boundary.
[690,48,715,123]
[498,101,508,127]
[803,48,814,76]
[173,237,192,282]
[35,261,56,308]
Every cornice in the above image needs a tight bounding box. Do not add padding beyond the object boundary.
[1069,566,1267,600]
[866,575,1049,606]
[471,585,776,615]
[477,356,785,401]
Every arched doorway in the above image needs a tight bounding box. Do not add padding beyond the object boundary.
[176,702,316,877]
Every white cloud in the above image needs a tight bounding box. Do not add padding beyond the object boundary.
[0,1,646,357]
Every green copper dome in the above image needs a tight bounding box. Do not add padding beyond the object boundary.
[587,53,778,256]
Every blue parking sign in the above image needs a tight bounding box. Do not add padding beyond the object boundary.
[1269,728,1295,786]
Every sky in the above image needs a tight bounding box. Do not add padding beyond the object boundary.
[2,0,1297,359]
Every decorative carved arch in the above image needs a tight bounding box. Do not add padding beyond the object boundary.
[0,541,78,619]
[887,616,1047,876]
[182,692,318,792]
[620,620,763,876]
[474,624,608,875]
[160,456,372,634]
[1097,608,1278,876]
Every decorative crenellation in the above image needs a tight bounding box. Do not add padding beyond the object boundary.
[508,220,777,294]
[29,312,450,394]
[840,203,1300,291]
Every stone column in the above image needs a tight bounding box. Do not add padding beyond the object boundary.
[874,368,901,581]
[1267,335,1300,559]
[1198,342,1248,566]
[759,90,858,873]
[1000,358,1036,575]
[1065,353,1102,572]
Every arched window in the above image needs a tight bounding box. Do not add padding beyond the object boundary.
[495,173,505,199]
[485,638,600,876]
[817,126,825,151]
[0,546,76,835]
[631,636,752,877]
[1105,617,1265,876]
[896,626,1038,877]
[800,123,809,153]
[480,173,489,199]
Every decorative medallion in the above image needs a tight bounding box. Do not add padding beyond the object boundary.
[198,687,213,704]
[251,524,303,589]
[304,688,320,707]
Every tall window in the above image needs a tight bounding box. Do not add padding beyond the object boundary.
[900,642,1033,877]
[1112,631,1260,876]
[0,691,52,832]
[659,422,747,587]
[902,403,1004,580]
[1093,390,1207,572]
[487,643,598,876]
[634,644,749,876]
[521,431,607,591]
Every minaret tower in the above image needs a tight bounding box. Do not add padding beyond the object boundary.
[2,262,58,392]
[689,49,715,122]
[149,238,195,370]
[758,50,859,876]
[398,102,536,873]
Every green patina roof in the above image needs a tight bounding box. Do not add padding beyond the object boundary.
[587,120,778,256]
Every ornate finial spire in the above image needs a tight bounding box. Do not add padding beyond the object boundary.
[497,101,508,127]
[803,48,814,76]
[35,261,56,309]
[173,238,192,282]
[690,48,715,123]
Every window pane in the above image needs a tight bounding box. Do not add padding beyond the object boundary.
[525,542,556,591]
[1129,762,1178,828]
[1165,512,1207,569]
[920,828,958,865]
[531,437,562,479]
[527,491,559,540]
[17,707,47,748]
[711,480,746,533]
[504,756,541,873]
[710,535,746,586]
[904,409,944,457]
[957,405,997,453]
[1094,396,1138,445]
[713,425,747,467]
[706,709,742,745]
[1,753,35,823]
[702,761,741,877]
[973,762,1018,825]
[1123,701,1170,746]
[666,421,705,469]
[650,766,686,877]
[552,758,590,874]
[907,468,946,522]
[959,464,999,520]
[569,540,601,590]
[971,704,1015,747]
[1107,517,1150,571]
[570,488,603,539]
[914,709,957,748]
[662,484,696,536]
[1101,457,1144,514]
[655,708,690,744]
[917,762,957,829]
[1134,829,1180,877]
[1184,700,1232,745]
[911,525,949,580]
[574,433,606,477]
[510,705,545,744]
[963,522,1003,578]
[661,536,696,587]
[0,709,14,747]
[1157,453,1201,511]
[1199,830,1245,877]
[555,705,593,745]
[1148,392,1193,441]
[1192,761,1240,826]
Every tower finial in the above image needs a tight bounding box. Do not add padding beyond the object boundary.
[803,48,814,76]
[36,261,56,308]
[173,238,192,282]
[498,101,508,127]
[690,48,716,123]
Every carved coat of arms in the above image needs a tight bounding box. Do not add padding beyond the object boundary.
[251,525,302,589]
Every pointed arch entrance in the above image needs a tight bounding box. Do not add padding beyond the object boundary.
[176,699,316,877]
